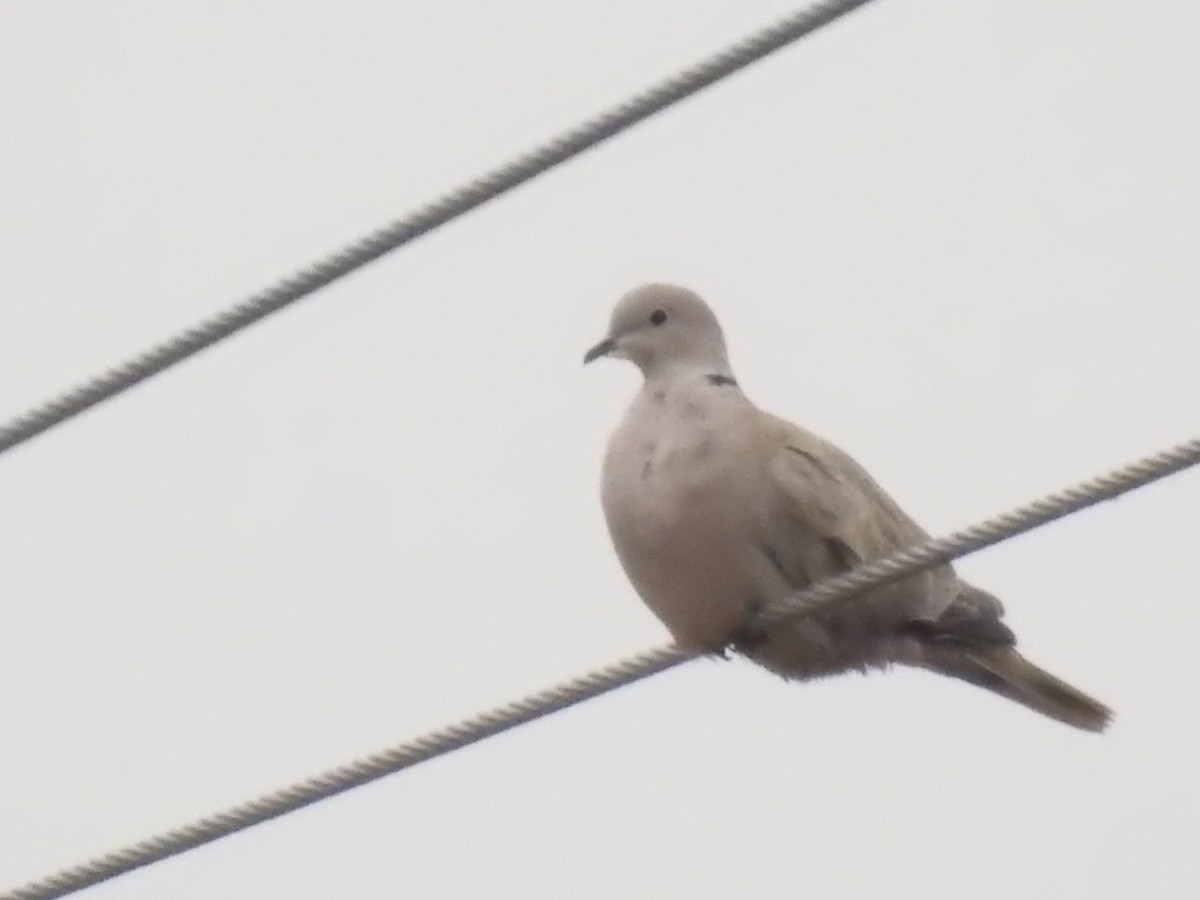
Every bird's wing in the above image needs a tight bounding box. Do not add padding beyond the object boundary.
[751,416,961,621]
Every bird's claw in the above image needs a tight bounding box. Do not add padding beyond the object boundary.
[708,642,737,661]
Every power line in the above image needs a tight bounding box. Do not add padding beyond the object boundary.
[4,436,1196,900]
[0,0,877,457]
[757,437,1200,624]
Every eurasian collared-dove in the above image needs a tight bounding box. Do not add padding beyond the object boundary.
[585,283,1111,732]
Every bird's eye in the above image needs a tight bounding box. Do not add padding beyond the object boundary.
[649,309,667,326]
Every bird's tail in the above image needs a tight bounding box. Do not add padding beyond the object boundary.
[929,646,1112,733]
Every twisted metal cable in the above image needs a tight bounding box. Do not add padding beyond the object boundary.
[1,647,690,900]
[4,436,1197,900]
[762,437,1200,622]
[0,0,876,457]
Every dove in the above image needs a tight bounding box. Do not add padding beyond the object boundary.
[585,283,1111,731]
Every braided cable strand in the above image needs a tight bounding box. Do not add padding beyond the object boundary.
[762,437,1200,623]
[4,437,1197,900]
[1,647,690,900]
[0,0,876,457]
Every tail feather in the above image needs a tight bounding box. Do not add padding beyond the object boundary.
[927,646,1112,733]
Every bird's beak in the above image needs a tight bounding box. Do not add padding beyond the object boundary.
[583,337,616,365]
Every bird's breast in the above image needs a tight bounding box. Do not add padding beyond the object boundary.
[600,405,763,647]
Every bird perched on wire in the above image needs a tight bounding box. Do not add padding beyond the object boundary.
[585,283,1111,732]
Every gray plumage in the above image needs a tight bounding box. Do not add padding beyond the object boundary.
[586,283,1110,732]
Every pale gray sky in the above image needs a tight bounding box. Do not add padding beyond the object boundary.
[2,2,1198,898]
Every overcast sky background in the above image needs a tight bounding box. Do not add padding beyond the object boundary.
[2,2,1198,898]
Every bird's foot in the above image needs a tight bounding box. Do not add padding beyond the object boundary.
[707,642,737,661]
[721,606,770,657]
